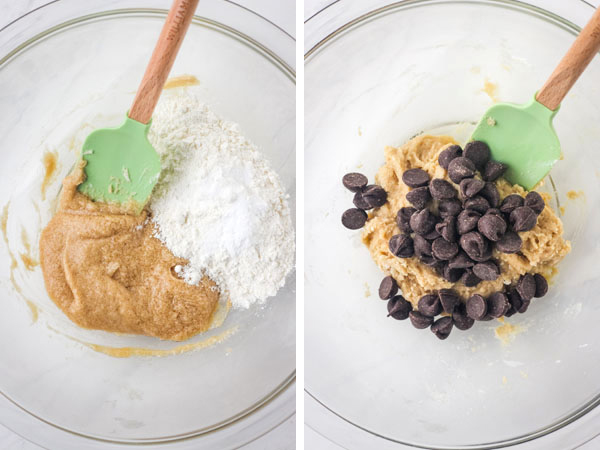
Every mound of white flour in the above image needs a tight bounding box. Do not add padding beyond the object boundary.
[148,93,294,309]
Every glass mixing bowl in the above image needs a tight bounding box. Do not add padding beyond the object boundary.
[0,0,295,448]
[305,1,600,448]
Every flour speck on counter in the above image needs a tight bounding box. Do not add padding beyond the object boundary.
[148,93,294,308]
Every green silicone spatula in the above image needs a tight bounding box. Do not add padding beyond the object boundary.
[471,6,600,190]
[78,0,200,211]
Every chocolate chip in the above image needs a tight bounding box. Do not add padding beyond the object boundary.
[488,292,510,318]
[409,311,434,329]
[438,145,463,169]
[435,216,457,243]
[496,231,522,254]
[459,178,485,198]
[341,208,368,230]
[524,191,545,215]
[500,194,524,215]
[460,268,481,287]
[410,209,436,235]
[473,260,499,281]
[389,234,414,258]
[448,157,476,183]
[483,160,508,182]
[516,273,536,301]
[510,206,537,232]
[402,168,430,188]
[406,186,431,209]
[466,294,487,320]
[457,209,481,234]
[438,198,463,218]
[478,213,506,242]
[440,264,464,282]
[464,141,490,170]
[504,289,521,317]
[342,172,368,192]
[396,207,416,233]
[453,303,475,330]
[460,231,491,262]
[432,237,459,260]
[448,250,475,269]
[485,208,503,218]
[464,196,490,214]
[431,316,454,340]
[423,217,441,240]
[418,293,442,317]
[430,178,457,200]
[387,295,412,320]
[378,276,398,300]
[420,254,442,268]
[361,184,388,208]
[352,191,370,210]
[413,234,432,258]
[518,299,531,314]
[534,273,548,297]
[479,182,500,208]
[439,288,460,313]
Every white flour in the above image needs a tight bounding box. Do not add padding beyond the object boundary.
[148,93,294,308]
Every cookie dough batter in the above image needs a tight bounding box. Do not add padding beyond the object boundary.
[39,163,219,341]
[362,135,570,307]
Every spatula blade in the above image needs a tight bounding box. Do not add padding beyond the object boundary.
[471,96,560,190]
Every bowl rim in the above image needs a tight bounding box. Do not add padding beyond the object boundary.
[0,0,296,447]
[304,0,600,449]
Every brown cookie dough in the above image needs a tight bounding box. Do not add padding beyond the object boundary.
[39,163,219,341]
[362,135,570,308]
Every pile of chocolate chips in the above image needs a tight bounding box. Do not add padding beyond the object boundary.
[379,272,548,340]
[340,173,388,229]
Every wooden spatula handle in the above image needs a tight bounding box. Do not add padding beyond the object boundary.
[129,0,200,124]
[536,7,600,111]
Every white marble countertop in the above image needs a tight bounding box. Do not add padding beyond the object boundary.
[0,1,295,449]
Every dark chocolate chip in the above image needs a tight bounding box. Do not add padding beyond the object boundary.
[431,316,454,340]
[457,209,482,235]
[387,295,412,320]
[423,217,442,240]
[420,254,441,267]
[353,191,370,210]
[413,234,433,258]
[505,289,523,317]
[389,234,414,258]
[466,294,487,320]
[453,303,475,330]
[342,172,368,192]
[478,213,507,242]
[418,293,442,317]
[438,198,463,218]
[460,231,491,262]
[518,299,531,314]
[439,288,460,313]
[496,231,522,254]
[500,194,524,215]
[524,191,545,215]
[432,237,459,260]
[479,182,500,208]
[510,206,537,232]
[410,209,436,235]
[440,264,464,282]
[341,208,368,230]
[534,273,548,298]
[438,145,463,169]
[473,260,500,281]
[435,216,457,243]
[409,311,434,329]
[488,292,510,318]
[464,196,490,214]
[448,157,476,184]
[449,250,475,269]
[402,168,430,188]
[378,276,398,300]
[464,141,490,170]
[460,268,481,287]
[516,273,536,301]
[361,184,388,208]
[406,186,431,209]
[459,178,485,198]
[483,160,508,182]
[430,178,457,200]
[396,207,417,233]
[485,208,503,218]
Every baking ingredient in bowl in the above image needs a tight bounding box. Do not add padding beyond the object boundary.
[148,94,294,308]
